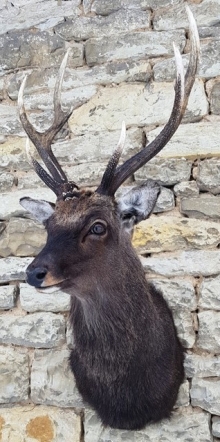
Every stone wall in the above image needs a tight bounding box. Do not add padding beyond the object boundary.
[0,0,220,440]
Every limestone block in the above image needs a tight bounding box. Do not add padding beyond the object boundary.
[185,353,220,378]
[91,0,179,13]
[140,250,220,277]
[191,378,220,415]
[20,283,71,313]
[153,187,174,213]
[0,218,46,258]
[0,312,66,348]
[197,311,220,353]
[66,321,75,349]
[0,347,29,403]
[0,405,81,442]
[150,278,196,312]
[0,172,14,191]
[0,188,55,220]
[213,417,220,438]
[31,349,83,407]
[0,257,32,283]
[0,285,17,310]
[0,0,80,34]
[0,137,29,171]
[197,158,220,194]
[55,9,151,41]
[206,78,220,114]
[173,310,195,349]
[84,407,211,442]
[0,104,23,136]
[132,216,220,254]
[65,163,107,187]
[135,158,192,186]
[174,380,190,408]
[199,275,220,310]
[145,120,220,159]
[174,181,199,198]
[85,30,185,66]
[69,80,207,134]
[180,194,220,219]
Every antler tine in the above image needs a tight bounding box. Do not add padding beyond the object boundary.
[104,7,199,196]
[96,121,126,195]
[18,50,73,185]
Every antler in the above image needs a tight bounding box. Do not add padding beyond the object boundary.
[96,6,200,196]
[18,49,78,196]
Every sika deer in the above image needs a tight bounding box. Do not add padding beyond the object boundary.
[18,7,199,430]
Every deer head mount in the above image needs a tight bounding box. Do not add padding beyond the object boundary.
[18,6,199,431]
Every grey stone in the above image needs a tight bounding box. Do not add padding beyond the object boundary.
[55,9,151,42]
[213,416,220,438]
[0,257,32,283]
[184,353,220,378]
[20,283,70,313]
[31,349,83,407]
[199,275,220,311]
[0,137,29,171]
[65,163,107,187]
[0,188,55,220]
[91,0,153,15]
[85,30,185,66]
[207,79,220,115]
[0,104,23,136]
[173,310,195,349]
[174,181,199,198]
[197,311,220,353]
[197,159,220,194]
[135,158,192,186]
[153,187,174,213]
[66,321,75,349]
[180,194,220,219]
[0,285,17,310]
[84,407,211,442]
[69,81,207,135]
[0,347,29,404]
[0,217,46,258]
[0,172,14,191]
[174,380,190,408]
[150,278,196,312]
[191,377,220,415]
[140,250,220,277]
[0,312,66,348]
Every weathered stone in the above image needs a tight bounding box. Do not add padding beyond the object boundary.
[132,216,220,254]
[20,283,70,313]
[154,0,220,30]
[0,172,14,191]
[0,137,29,171]
[65,163,107,187]
[150,278,196,311]
[185,353,220,378]
[91,0,153,15]
[197,158,220,194]
[0,312,65,348]
[206,78,220,115]
[0,405,81,442]
[213,416,220,438]
[199,275,220,311]
[0,0,81,34]
[145,120,219,159]
[0,257,32,283]
[84,407,211,442]
[0,104,22,136]
[31,349,83,407]
[197,311,220,353]
[153,187,174,213]
[0,188,55,220]
[140,250,220,277]
[180,194,220,219]
[191,377,220,415]
[174,380,190,408]
[69,80,207,134]
[0,347,29,403]
[0,218,46,257]
[173,310,195,349]
[0,285,17,310]
[174,181,199,198]
[66,321,75,349]
[85,30,185,66]
[135,158,192,186]
[55,9,151,42]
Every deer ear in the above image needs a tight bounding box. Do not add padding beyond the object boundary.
[20,197,55,224]
[117,180,160,233]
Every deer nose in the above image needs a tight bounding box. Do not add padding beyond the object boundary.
[26,267,48,287]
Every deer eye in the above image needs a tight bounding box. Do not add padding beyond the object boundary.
[89,222,107,235]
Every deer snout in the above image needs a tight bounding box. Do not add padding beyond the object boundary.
[26,266,48,287]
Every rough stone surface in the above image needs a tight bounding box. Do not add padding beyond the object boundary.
[0,312,66,348]
[197,311,220,353]
[0,257,32,282]
[0,285,17,310]
[213,416,220,438]
[185,353,220,379]
[135,158,192,186]
[0,405,81,442]
[191,378,220,415]
[132,216,220,253]
[0,218,46,257]
[20,283,70,313]
[197,158,220,194]
[153,187,174,213]
[175,380,190,408]
[150,278,196,312]
[174,181,199,198]
[173,310,195,349]
[0,347,29,404]
[0,188,55,220]
[199,275,220,311]
[180,194,220,219]
[206,78,220,115]
[31,349,83,407]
